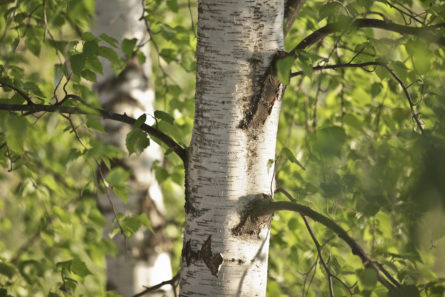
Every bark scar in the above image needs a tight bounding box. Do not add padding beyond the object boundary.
[183,235,223,277]
[238,51,287,130]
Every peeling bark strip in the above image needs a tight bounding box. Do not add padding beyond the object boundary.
[183,236,223,277]
[238,51,287,131]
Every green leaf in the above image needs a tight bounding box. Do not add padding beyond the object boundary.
[106,167,130,187]
[85,56,103,74]
[106,167,130,202]
[4,114,27,154]
[83,40,99,57]
[122,38,138,58]
[81,32,98,41]
[154,110,174,124]
[405,39,431,75]
[370,82,383,98]
[357,268,378,289]
[81,69,97,82]
[281,147,305,170]
[134,114,147,128]
[121,213,153,238]
[0,262,15,279]
[70,258,91,278]
[167,0,179,12]
[157,120,182,143]
[86,117,105,133]
[126,129,150,156]
[160,48,177,64]
[69,54,85,75]
[100,33,119,48]
[276,56,294,85]
[388,285,420,297]
[98,46,120,64]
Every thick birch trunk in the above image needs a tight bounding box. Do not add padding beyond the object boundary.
[180,1,285,296]
[93,0,172,295]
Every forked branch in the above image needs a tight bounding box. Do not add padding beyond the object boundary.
[249,193,400,290]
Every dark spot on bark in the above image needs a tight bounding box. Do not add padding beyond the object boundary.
[182,235,223,277]
[201,235,223,276]
[238,51,287,132]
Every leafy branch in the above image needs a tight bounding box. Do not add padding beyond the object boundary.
[291,18,445,53]
[249,192,400,290]
[0,102,187,163]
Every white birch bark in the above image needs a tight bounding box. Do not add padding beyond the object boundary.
[180,1,285,296]
[93,0,172,295]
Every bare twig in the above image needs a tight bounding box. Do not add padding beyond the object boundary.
[302,216,335,296]
[0,80,34,105]
[382,65,424,133]
[290,61,385,77]
[133,271,181,297]
[284,0,306,37]
[188,0,197,38]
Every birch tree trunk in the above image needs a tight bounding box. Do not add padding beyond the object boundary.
[93,0,172,295]
[180,1,285,296]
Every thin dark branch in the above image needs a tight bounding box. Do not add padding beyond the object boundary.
[302,216,334,297]
[385,1,423,25]
[284,0,306,37]
[382,65,424,133]
[290,61,424,133]
[0,103,187,163]
[133,271,180,297]
[0,80,34,105]
[290,18,445,54]
[290,61,385,77]
[253,195,400,290]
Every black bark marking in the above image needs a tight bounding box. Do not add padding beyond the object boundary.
[232,194,273,238]
[182,235,223,277]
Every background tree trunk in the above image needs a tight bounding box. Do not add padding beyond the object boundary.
[180,1,285,296]
[93,0,172,295]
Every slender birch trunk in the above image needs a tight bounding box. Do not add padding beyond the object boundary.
[93,0,172,295]
[180,1,285,296]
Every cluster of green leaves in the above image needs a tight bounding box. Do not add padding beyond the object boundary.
[0,0,197,295]
[270,0,445,296]
[1,0,445,296]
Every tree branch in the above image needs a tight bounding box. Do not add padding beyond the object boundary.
[0,103,187,163]
[250,194,400,290]
[290,61,384,77]
[0,80,34,105]
[133,271,180,297]
[284,0,306,37]
[290,18,445,54]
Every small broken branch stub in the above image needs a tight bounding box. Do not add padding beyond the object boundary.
[232,193,273,237]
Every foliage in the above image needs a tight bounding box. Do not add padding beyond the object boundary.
[0,0,444,296]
